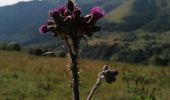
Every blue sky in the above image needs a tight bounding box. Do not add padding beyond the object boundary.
[0,0,33,7]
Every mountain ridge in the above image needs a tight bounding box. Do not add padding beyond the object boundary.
[0,0,170,46]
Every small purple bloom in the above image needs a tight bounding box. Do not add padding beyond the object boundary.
[56,5,66,16]
[90,6,105,20]
[47,20,55,25]
[39,25,48,33]
[52,10,61,17]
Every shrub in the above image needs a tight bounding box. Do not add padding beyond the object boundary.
[149,55,168,66]
[0,43,22,51]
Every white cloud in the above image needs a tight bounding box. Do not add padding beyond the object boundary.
[0,0,33,7]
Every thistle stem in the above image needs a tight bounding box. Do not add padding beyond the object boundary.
[70,52,80,100]
[87,77,102,100]
[65,35,80,100]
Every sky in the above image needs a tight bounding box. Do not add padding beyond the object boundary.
[0,0,33,7]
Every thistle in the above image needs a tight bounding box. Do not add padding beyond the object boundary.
[39,0,118,100]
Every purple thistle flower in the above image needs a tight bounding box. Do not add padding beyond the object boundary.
[52,10,61,17]
[39,25,48,33]
[56,5,66,16]
[90,6,105,20]
[47,20,55,25]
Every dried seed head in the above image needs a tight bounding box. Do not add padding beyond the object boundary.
[103,65,108,71]
[104,69,118,84]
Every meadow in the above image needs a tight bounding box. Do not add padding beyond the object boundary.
[0,50,170,100]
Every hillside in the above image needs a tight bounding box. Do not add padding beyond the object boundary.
[0,50,170,99]
[1,0,170,64]
[0,0,170,45]
[104,0,170,32]
[0,0,124,45]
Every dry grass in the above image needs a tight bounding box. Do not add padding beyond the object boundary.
[0,50,170,100]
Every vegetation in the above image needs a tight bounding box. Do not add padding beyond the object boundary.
[0,43,21,51]
[0,50,170,100]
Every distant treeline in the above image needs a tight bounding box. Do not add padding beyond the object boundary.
[1,42,170,66]
[80,42,170,66]
[0,43,65,57]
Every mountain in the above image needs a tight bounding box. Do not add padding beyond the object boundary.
[1,0,170,45]
[1,0,170,65]
[104,0,170,32]
[0,0,124,46]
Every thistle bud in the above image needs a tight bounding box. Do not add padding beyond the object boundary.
[73,8,81,18]
[66,0,74,12]
[48,25,56,33]
[64,16,73,22]
[39,25,49,33]
[56,5,66,16]
[52,10,61,18]
[64,10,71,17]
[49,10,63,25]
[47,20,55,25]
[88,6,105,24]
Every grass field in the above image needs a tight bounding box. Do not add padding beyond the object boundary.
[0,50,170,100]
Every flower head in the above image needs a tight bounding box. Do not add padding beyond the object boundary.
[40,0,105,37]
[56,5,66,16]
[39,25,48,33]
[90,6,105,20]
